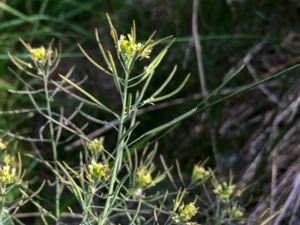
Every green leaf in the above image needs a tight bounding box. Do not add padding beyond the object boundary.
[0,2,29,21]
[129,107,197,147]
[146,73,190,104]
[78,44,112,76]
[151,65,177,98]
[106,13,118,44]
[58,74,119,118]
[95,28,111,70]
[107,51,122,93]
[130,39,174,87]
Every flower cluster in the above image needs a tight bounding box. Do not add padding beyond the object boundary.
[213,181,235,203]
[3,155,14,165]
[191,165,210,183]
[117,34,152,60]
[0,165,17,184]
[0,139,6,150]
[87,137,105,153]
[0,140,18,186]
[227,204,244,220]
[29,46,52,63]
[173,201,198,223]
[136,167,153,188]
[130,163,165,197]
[11,39,55,75]
[86,159,110,183]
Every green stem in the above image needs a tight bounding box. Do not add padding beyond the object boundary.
[82,185,95,222]
[98,72,129,225]
[43,72,60,224]
[0,186,6,223]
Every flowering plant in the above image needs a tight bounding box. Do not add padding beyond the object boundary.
[2,14,278,225]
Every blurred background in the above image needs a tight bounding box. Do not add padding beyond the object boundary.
[1,0,300,224]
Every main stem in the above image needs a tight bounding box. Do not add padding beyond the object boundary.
[0,186,6,223]
[98,72,129,225]
[44,72,60,224]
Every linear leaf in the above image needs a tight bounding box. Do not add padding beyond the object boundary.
[107,51,122,93]
[58,74,119,118]
[78,44,112,76]
[151,65,177,98]
[147,73,190,103]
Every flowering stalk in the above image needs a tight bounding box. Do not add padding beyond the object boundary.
[98,54,130,225]
[16,41,62,223]
[74,14,187,225]
[43,69,61,223]
[0,184,7,222]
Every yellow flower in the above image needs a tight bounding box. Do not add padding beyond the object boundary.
[0,165,16,184]
[0,140,6,150]
[3,155,14,165]
[29,46,52,63]
[191,165,210,183]
[86,160,110,182]
[227,204,244,219]
[140,47,152,59]
[173,201,198,223]
[130,164,164,197]
[213,181,235,203]
[117,34,152,60]
[136,167,153,188]
[134,43,143,52]
[118,34,134,57]
[87,137,105,153]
